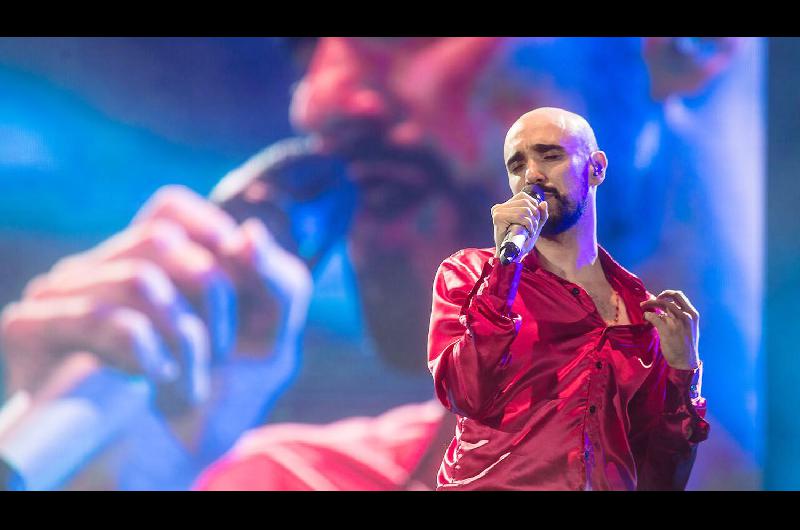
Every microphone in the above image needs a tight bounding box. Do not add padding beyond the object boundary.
[498,184,545,266]
[0,138,351,490]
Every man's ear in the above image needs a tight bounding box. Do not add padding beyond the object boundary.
[589,150,608,186]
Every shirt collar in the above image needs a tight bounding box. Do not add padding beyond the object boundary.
[521,244,648,300]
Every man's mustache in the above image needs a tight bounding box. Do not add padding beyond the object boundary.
[522,185,560,198]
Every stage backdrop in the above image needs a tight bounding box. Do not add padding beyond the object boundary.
[0,37,765,490]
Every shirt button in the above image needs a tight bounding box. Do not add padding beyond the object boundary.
[571,287,580,296]
[589,405,597,414]
[595,361,603,370]
[584,450,590,461]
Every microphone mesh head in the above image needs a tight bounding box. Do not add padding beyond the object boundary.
[522,184,545,204]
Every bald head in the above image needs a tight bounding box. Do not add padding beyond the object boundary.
[504,107,598,163]
[501,107,607,236]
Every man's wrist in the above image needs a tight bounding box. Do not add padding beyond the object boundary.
[689,360,703,400]
[664,353,699,372]
[665,360,703,401]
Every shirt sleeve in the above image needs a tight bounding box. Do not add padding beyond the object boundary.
[427,253,525,426]
[628,348,710,490]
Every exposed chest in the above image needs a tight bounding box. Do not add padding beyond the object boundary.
[510,273,654,397]
[584,283,632,326]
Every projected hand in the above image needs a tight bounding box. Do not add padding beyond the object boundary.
[640,290,700,371]
[0,185,312,416]
[643,37,743,101]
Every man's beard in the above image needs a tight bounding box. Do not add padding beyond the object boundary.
[540,178,589,236]
[355,250,436,374]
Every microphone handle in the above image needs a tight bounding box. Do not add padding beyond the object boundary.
[498,184,545,265]
[498,225,530,265]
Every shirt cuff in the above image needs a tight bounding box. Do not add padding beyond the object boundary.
[664,361,709,443]
[474,257,524,315]
[666,360,703,401]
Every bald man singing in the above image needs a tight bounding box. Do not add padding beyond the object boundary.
[427,107,709,490]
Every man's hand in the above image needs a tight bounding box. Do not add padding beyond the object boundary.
[0,185,312,408]
[491,190,548,260]
[640,290,700,371]
[642,37,743,101]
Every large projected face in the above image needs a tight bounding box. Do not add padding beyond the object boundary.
[286,38,546,371]
[284,37,747,377]
[289,37,740,194]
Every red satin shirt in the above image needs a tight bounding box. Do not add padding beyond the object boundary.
[427,246,709,490]
[192,400,450,491]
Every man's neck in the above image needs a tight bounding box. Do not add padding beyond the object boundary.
[534,201,602,284]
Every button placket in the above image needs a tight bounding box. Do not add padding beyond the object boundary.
[582,355,600,489]
[567,283,586,310]
[567,283,605,320]
[584,353,603,472]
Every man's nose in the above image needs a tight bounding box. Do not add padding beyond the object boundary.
[290,39,398,141]
[340,87,391,122]
[524,165,546,186]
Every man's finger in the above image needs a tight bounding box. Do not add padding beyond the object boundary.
[49,221,237,359]
[231,218,313,346]
[659,290,699,318]
[640,299,692,322]
[493,213,536,238]
[132,185,241,254]
[538,200,548,224]
[642,311,678,338]
[163,312,211,406]
[505,195,542,209]
[1,298,179,386]
[22,259,206,362]
[235,218,312,302]
[642,310,668,330]
[493,206,540,223]
[2,297,210,406]
[653,294,695,321]
[493,207,541,224]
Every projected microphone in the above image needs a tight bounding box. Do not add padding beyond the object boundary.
[0,137,354,490]
[498,184,546,266]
